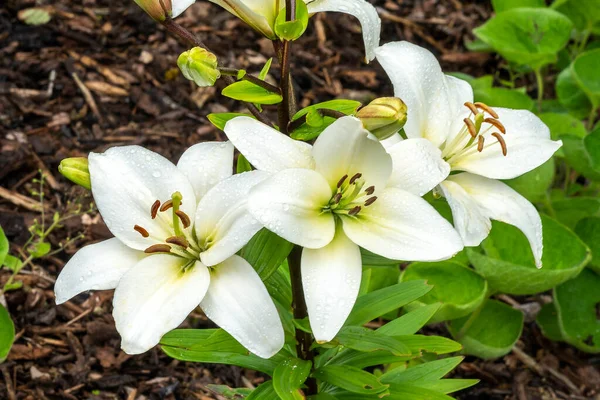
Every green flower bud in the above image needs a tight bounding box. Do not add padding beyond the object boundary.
[177,47,221,88]
[134,0,172,22]
[59,157,91,190]
[356,97,408,140]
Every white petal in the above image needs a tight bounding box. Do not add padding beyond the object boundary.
[451,109,562,179]
[380,132,403,150]
[196,171,270,267]
[172,0,196,17]
[443,173,543,268]
[177,141,234,200]
[55,238,144,305]
[386,138,451,196]
[248,168,335,249]
[342,187,463,261]
[208,0,277,37]
[200,255,284,359]
[375,41,474,148]
[306,0,380,62]
[312,116,392,190]
[302,228,362,343]
[113,255,210,354]
[89,146,196,250]
[224,117,315,173]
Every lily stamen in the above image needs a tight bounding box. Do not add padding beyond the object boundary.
[134,225,150,238]
[348,206,362,216]
[365,186,375,195]
[474,102,499,119]
[151,200,161,219]
[484,118,506,134]
[477,136,485,152]
[364,197,378,206]
[337,174,348,188]
[464,101,479,115]
[160,200,173,212]
[491,133,508,156]
[175,210,191,228]
[464,118,478,138]
[144,244,172,254]
[349,173,362,184]
[166,236,189,248]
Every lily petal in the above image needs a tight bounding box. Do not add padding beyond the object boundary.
[89,146,196,251]
[302,227,362,343]
[55,238,144,305]
[375,41,473,148]
[113,254,210,354]
[224,117,315,173]
[305,0,381,62]
[172,0,196,17]
[196,171,270,267]
[312,116,392,190]
[386,138,451,196]
[442,173,543,268]
[451,109,562,179]
[342,187,463,261]
[209,0,277,38]
[248,168,335,249]
[200,255,284,359]
[177,141,234,200]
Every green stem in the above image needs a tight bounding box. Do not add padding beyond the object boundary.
[586,105,598,131]
[534,68,544,112]
[455,298,486,341]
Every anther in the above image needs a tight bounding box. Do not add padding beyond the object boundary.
[134,225,149,238]
[474,102,499,119]
[492,132,508,156]
[477,136,485,152]
[160,200,173,212]
[349,173,362,184]
[333,193,343,204]
[484,118,506,134]
[337,174,348,188]
[464,102,479,115]
[364,197,378,207]
[365,186,375,195]
[144,244,171,254]
[175,210,191,228]
[166,236,189,248]
[151,200,161,219]
[463,118,478,138]
[348,206,362,216]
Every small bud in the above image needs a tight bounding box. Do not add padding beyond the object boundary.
[177,47,221,87]
[134,0,171,22]
[356,97,408,140]
[59,157,91,190]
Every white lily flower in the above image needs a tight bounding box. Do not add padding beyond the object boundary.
[224,116,463,342]
[54,143,284,359]
[134,0,196,21]
[208,0,380,61]
[375,41,563,268]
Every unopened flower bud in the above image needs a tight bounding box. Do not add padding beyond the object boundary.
[356,97,408,140]
[177,47,221,87]
[59,157,91,190]
[134,0,194,22]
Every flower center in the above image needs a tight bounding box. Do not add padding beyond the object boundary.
[441,102,508,165]
[323,173,378,217]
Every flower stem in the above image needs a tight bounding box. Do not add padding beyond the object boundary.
[534,68,544,112]
[277,0,298,135]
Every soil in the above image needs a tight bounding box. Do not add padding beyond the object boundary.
[0,0,598,399]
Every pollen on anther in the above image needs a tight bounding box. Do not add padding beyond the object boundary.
[134,225,149,238]
[484,118,506,134]
[160,200,173,212]
[477,136,485,152]
[464,118,478,138]
[348,206,362,216]
[364,197,378,207]
[492,132,508,156]
[474,102,499,119]
[151,200,161,219]
[365,186,375,195]
[176,210,191,228]
[337,174,348,188]
[144,244,171,254]
[349,173,362,184]
[333,193,342,204]
[166,236,189,248]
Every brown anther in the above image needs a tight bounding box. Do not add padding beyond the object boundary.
[166,236,189,248]
[364,197,378,207]
[492,132,508,156]
[464,102,479,115]
[333,193,343,204]
[477,136,485,152]
[337,174,348,188]
[474,102,499,119]
[134,225,149,238]
[175,210,191,228]
[349,173,363,184]
[463,118,478,138]
[365,186,375,195]
[348,206,362,216]
[160,199,173,212]
[144,244,171,254]
[151,200,161,219]
[484,118,506,134]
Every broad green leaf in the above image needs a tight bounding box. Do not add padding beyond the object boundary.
[553,268,600,352]
[247,381,277,400]
[160,328,216,347]
[381,356,464,384]
[335,327,411,356]
[473,8,573,69]
[206,385,253,398]
[553,197,600,229]
[536,302,566,342]
[504,159,555,202]
[572,49,600,103]
[0,304,15,363]
[360,248,399,266]
[395,335,462,355]
[29,241,50,258]
[241,228,294,280]
[346,281,432,326]
[385,385,454,400]
[377,304,442,336]
[208,113,252,131]
[313,365,389,395]
[222,81,283,105]
[2,255,22,273]
[416,379,479,395]
[290,100,362,141]
[492,0,545,13]
[448,300,524,359]
[273,358,312,400]
[561,127,600,181]
[575,217,600,273]
[237,154,253,173]
[468,216,591,295]
[473,86,535,111]
[539,113,587,158]
[556,66,594,119]
[552,0,600,32]
[0,225,8,267]
[400,261,487,322]
[275,1,309,41]
[264,266,293,308]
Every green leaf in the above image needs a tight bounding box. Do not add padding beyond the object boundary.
[381,356,464,384]
[290,100,362,141]
[468,216,591,295]
[206,385,253,398]
[273,358,312,400]
[395,335,463,355]
[400,261,487,322]
[2,255,22,273]
[0,225,8,267]
[237,154,253,173]
[0,304,15,363]
[385,385,454,400]
[552,0,600,32]
[473,86,535,111]
[222,81,283,105]
[335,327,411,356]
[241,229,294,281]
[313,365,389,395]
[377,304,442,336]
[556,66,594,119]
[553,197,600,229]
[415,379,479,395]
[264,266,293,308]
[208,113,252,131]
[539,113,587,158]
[275,1,309,41]
[346,281,432,326]
[536,302,566,342]
[572,49,600,103]
[448,299,524,359]
[473,8,573,69]
[504,159,555,202]
[29,241,50,258]
[492,0,545,13]
[247,381,277,400]
[259,58,273,81]
[561,128,600,182]
[575,217,600,273]
[18,7,52,25]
